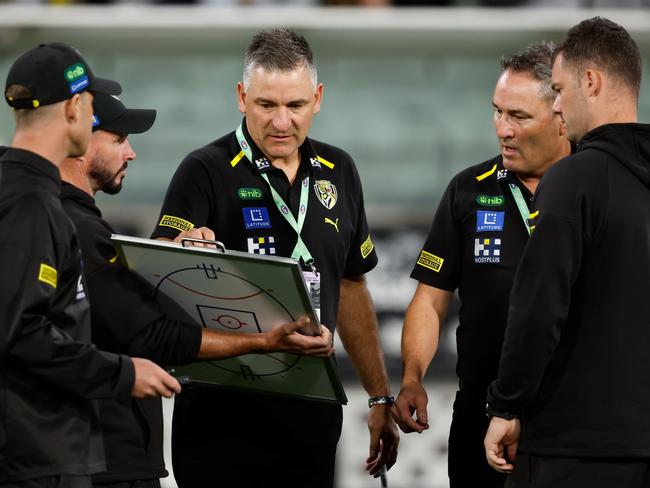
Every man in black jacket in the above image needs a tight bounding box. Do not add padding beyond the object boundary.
[0,43,180,488]
[59,92,334,488]
[393,42,570,488]
[485,17,650,487]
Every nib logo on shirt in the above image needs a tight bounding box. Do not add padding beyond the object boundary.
[247,236,276,255]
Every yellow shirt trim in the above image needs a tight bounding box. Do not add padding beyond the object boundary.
[317,156,335,169]
[475,163,497,182]
[230,150,245,168]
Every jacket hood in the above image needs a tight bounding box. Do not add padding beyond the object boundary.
[578,123,650,188]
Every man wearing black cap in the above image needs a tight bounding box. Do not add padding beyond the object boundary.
[59,92,334,488]
[0,43,181,488]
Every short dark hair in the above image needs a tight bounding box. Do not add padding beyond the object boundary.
[555,17,642,98]
[500,41,556,101]
[5,84,34,102]
[243,28,317,89]
[5,84,55,126]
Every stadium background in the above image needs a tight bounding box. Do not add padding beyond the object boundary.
[1,6,649,486]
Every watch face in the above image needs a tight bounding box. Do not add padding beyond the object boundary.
[368,396,395,408]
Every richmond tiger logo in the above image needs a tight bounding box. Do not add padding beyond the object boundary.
[313,180,338,210]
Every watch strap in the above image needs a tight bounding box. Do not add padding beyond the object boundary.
[368,395,395,408]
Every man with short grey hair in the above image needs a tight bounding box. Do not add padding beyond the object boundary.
[152,28,398,487]
[394,41,570,488]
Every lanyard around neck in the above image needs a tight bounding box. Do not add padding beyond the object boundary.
[508,182,532,236]
[235,124,315,268]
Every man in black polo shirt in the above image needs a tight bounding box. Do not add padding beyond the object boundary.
[0,43,179,488]
[59,92,333,488]
[393,42,571,487]
[151,29,398,487]
[485,17,650,487]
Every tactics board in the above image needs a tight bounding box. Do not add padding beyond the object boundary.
[112,234,347,404]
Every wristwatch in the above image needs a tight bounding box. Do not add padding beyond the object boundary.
[368,395,395,408]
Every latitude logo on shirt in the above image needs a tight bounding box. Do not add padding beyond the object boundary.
[476,211,505,232]
[242,207,272,230]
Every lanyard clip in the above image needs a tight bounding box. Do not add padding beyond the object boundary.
[304,258,318,275]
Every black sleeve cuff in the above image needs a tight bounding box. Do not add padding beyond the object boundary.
[343,252,378,279]
[486,402,519,420]
[150,227,180,240]
[128,317,202,367]
[113,354,135,403]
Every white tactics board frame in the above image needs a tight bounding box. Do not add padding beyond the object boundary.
[112,234,347,404]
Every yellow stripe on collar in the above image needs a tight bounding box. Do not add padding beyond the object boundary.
[317,156,335,169]
[230,150,245,168]
[475,163,497,181]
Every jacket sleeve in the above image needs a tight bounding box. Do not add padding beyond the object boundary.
[487,158,600,415]
[87,260,203,366]
[0,201,134,401]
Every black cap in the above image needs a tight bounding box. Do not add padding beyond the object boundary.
[92,93,156,134]
[5,42,121,110]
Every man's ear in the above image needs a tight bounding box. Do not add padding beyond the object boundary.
[583,68,603,99]
[313,82,324,115]
[64,93,82,125]
[237,82,246,114]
